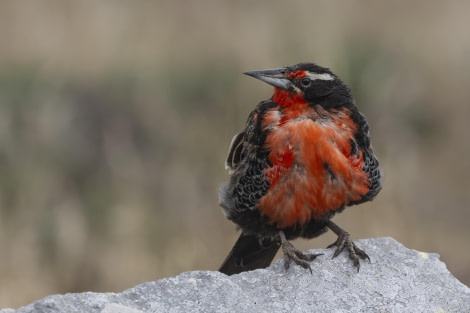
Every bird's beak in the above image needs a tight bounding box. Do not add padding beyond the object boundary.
[243,67,293,91]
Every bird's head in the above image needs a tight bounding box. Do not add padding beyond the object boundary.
[244,63,352,109]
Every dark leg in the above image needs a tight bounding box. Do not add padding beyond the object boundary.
[326,220,370,272]
[279,231,323,273]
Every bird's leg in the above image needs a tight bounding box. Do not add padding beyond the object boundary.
[279,231,322,273]
[326,220,370,272]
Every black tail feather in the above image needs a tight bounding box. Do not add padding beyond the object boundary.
[219,233,280,275]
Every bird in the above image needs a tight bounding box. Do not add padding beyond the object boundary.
[218,63,382,275]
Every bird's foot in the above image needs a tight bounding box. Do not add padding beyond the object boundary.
[279,232,322,273]
[326,221,370,272]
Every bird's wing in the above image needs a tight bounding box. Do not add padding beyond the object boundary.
[225,131,245,173]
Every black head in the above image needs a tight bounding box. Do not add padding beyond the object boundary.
[244,63,353,108]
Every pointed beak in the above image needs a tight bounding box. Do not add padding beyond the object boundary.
[243,67,293,90]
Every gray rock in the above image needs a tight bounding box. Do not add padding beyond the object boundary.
[6,237,470,313]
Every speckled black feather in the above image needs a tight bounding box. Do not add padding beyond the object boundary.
[220,100,275,218]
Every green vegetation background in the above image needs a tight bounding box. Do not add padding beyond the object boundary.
[1,1,469,308]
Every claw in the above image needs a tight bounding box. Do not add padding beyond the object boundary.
[326,221,370,272]
[279,231,322,273]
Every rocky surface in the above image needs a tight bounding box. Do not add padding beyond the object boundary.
[3,237,470,313]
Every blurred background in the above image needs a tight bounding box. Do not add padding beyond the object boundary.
[1,0,470,308]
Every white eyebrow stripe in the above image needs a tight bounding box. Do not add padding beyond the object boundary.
[306,72,335,81]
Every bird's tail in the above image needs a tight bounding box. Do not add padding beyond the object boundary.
[219,233,281,275]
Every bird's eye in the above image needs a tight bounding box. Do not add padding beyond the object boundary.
[300,78,311,87]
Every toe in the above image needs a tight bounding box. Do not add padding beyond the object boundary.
[281,241,320,273]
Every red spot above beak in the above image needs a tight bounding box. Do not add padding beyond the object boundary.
[286,70,307,80]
